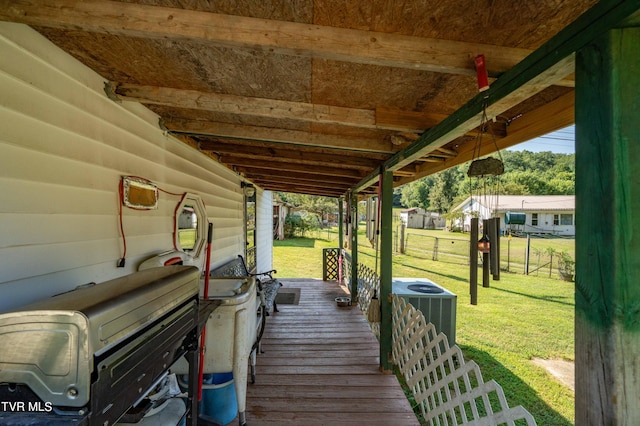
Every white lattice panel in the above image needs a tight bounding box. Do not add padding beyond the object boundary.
[391,295,537,426]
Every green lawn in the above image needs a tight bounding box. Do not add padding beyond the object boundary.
[400,227,575,279]
[274,226,575,425]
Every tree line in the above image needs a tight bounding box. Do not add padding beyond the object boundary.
[276,150,574,232]
[398,150,575,213]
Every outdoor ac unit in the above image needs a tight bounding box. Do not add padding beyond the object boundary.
[393,278,457,346]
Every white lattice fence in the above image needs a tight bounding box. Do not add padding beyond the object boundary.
[356,263,380,337]
[391,295,537,426]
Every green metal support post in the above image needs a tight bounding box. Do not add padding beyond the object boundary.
[338,197,344,284]
[575,26,640,424]
[338,197,344,251]
[350,192,359,299]
[379,170,393,372]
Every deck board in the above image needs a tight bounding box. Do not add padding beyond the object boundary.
[245,278,419,425]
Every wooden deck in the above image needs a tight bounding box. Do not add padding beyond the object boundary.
[244,278,418,425]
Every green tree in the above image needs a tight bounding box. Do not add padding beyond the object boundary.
[508,170,551,194]
[283,212,320,237]
[400,178,431,209]
[428,169,459,213]
[278,193,338,227]
[393,188,404,207]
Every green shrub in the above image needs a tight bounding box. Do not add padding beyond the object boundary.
[284,212,321,238]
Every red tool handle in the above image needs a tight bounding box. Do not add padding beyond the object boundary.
[198,222,214,402]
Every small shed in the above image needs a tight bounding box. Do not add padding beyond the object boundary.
[272,194,294,240]
[400,208,446,230]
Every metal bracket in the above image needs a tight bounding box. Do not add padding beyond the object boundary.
[103,81,121,103]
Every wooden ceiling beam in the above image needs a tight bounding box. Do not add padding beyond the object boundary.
[252,181,344,197]
[166,118,396,154]
[392,170,416,177]
[0,0,572,84]
[230,161,365,179]
[219,155,376,174]
[202,141,384,169]
[112,83,377,129]
[355,53,576,191]
[115,83,508,137]
[360,0,640,194]
[214,150,380,172]
[251,175,350,191]
[376,107,506,137]
[235,167,360,185]
[395,91,575,185]
[197,137,390,160]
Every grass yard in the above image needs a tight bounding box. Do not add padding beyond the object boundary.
[400,228,575,279]
[273,226,575,425]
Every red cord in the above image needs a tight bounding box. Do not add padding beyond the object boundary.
[118,179,127,263]
[118,176,189,261]
[159,187,184,197]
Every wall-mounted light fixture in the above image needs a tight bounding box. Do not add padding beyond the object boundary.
[241,182,255,198]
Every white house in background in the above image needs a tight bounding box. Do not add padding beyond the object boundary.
[451,195,575,236]
[400,208,446,230]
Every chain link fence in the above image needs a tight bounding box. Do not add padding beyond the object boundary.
[398,229,575,281]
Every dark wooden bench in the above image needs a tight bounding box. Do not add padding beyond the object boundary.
[209,255,282,314]
[209,255,282,384]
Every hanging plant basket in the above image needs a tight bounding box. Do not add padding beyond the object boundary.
[467,157,505,177]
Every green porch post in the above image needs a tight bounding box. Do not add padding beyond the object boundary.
[350,192,359,299]
[575,27,640,424]
[338,197,344,284]
[338,197,344,251]
[379,170,393,372]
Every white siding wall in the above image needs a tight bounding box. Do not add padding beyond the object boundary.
[0,23,272,311]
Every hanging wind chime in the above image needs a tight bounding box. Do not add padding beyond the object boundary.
[467,55,504,253]
[367,174,382,323]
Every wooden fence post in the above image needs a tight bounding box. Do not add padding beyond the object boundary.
[470,218,478,305]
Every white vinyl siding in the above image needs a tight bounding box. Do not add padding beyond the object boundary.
[0,23,272,311]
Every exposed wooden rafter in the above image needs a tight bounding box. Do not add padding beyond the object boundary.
[234,167,360,184]
[0,0,572,84]
[231,162,365,179]
[167,119,396,154]
[352,0,640,193]
[395,91,575,186]
[114,83,508,138]
[252,180,345,197]
[354,55,575,191]
[201,144,384,171]
[197,138,390,160]
[111,83,377,129]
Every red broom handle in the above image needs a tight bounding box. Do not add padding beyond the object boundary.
[198,222,214,402]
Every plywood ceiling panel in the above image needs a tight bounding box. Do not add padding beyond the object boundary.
[0,0,605,196]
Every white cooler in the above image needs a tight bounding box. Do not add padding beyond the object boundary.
[173,277,257,426]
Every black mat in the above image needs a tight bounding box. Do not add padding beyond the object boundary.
[275,287,301,305]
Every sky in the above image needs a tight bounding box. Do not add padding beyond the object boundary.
[506,125,575,154]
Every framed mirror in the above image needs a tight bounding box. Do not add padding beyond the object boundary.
[174,193,207,258]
